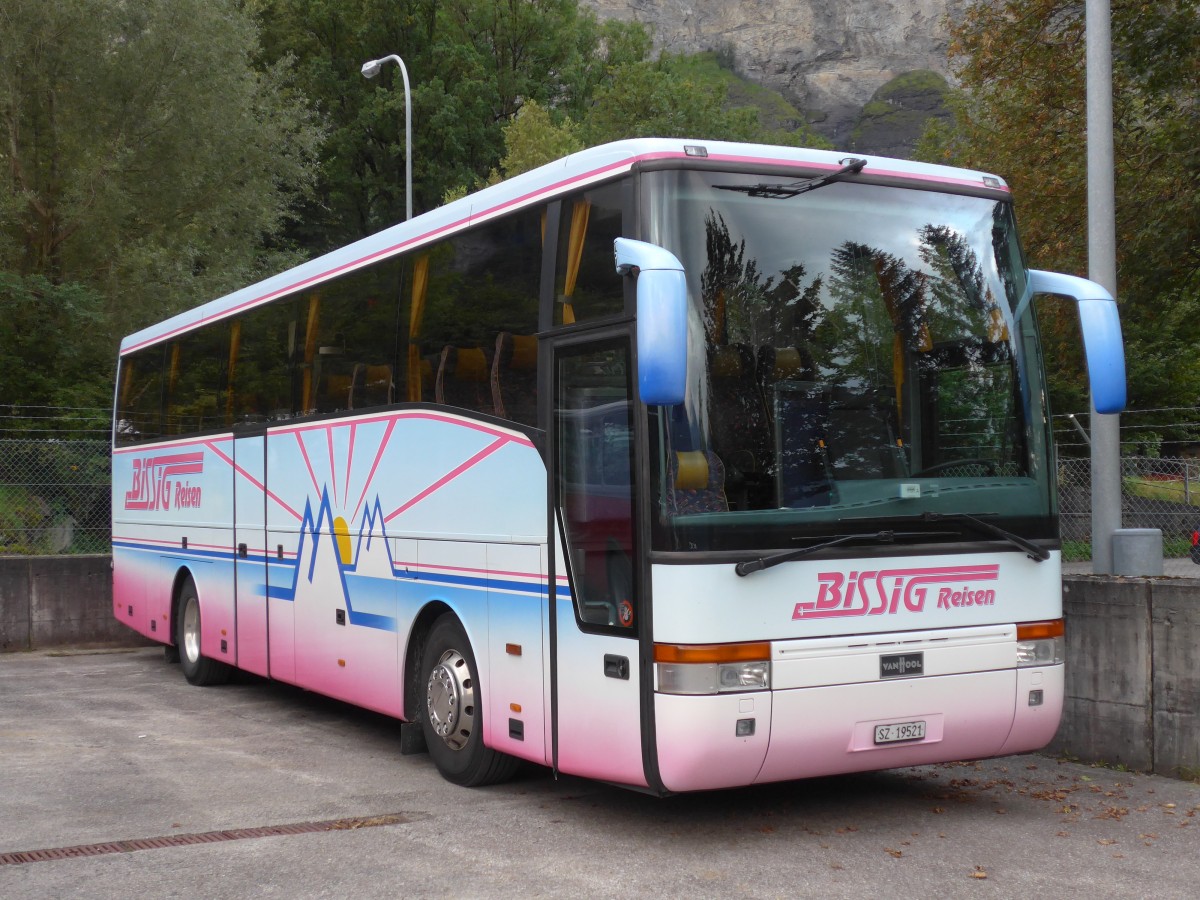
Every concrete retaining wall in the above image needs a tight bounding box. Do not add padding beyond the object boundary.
[0,555,150,652]
[1052,576,1199,779]
[1,558,1196,778]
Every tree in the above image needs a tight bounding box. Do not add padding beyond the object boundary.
[0,274,110,410]
[0,0,323,365]
[917,0,1200,419]
[254,0,638,247]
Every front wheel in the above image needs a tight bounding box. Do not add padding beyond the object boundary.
[419,614,518,786]
[175,577,231,686]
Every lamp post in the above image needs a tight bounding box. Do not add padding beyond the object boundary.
[361,54,412,222]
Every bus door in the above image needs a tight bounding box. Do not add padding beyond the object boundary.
[549,335,648,787]
[232,427,269,677]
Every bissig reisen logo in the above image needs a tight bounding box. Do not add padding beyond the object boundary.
[792,564,1000,620]
[124,452,205,511]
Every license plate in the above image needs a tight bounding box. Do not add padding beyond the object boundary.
[874,720,927,744]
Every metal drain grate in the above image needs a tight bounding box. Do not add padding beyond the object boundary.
[0,814,407,866]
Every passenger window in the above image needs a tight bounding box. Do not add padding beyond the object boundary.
[116,347,165,444]
[294,260,402,416]
[554,181,625,326]
[230,301,296,423]
[165,326,228,434]
[420,207,543,419]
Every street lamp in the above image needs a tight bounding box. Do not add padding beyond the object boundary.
[361,54,413,221]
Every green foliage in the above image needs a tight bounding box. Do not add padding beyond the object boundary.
[498,102,584,177]
[662,52,829,145]
[849,71,952,151]
[0,0,323,343]
[918,0,1200,417]
[0,274,112,409]
[585,53,828,148]
[875,69,950,99]
[254,0,632,246]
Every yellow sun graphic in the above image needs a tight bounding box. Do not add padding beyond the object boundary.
[333,516,352,565]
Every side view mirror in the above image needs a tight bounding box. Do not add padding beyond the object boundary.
[1028,270,1126,414]
[614,238,688,405]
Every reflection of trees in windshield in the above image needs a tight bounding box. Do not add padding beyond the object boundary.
[700,211,824,351]
[684,211,1027,514]
[817,242,931,390]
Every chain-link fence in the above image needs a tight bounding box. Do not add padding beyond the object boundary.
[0,408,112,555]
[1059,455,1200,576]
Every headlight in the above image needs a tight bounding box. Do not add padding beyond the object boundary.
[655,643,771,695]
[1016,619,1065,667]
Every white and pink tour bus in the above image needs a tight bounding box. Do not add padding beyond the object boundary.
[112,138,1125,792]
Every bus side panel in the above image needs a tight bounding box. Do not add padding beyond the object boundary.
[264,433,297,684]
[111,545,156,641]
[553,599,647,786]
[256,411,544,716]
[112,440,236,655]
[284,468,401,716]
[233,434,269,677]
[485,543,547,765]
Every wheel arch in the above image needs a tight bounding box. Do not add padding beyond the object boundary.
[402,599,455,722]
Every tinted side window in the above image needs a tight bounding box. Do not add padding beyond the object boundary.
[231,300,297,423]
[420,208,543,423]
[164,325,229,434]
[115,347,164,445]
[554,181,625,326]
[295,260,403,416]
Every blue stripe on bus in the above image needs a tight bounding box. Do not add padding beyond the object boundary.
[113,538,558,602]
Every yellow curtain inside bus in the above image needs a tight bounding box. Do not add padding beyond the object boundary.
[224,319,242,423]
[562,200,591,325]
[407,255,430,402]
[301,294,321,412]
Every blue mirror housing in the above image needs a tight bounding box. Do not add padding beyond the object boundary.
[1028,269,1126,414]
[614,238,688,405]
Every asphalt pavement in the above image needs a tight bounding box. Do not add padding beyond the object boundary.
[1,647,1197,898]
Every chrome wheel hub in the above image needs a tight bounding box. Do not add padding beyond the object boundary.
[182,596,201,664]
[426,649,475,751]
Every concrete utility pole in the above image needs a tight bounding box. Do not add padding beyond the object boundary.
[1085,0,1122,574]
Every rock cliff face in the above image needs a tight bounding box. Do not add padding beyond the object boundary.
[583,0,965,150]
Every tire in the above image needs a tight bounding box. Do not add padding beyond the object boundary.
[419,613,518,786]
[175,577,232,686]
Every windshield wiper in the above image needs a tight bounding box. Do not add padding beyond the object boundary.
[920,511,1050,562]
[735,529,915,577]
[714,157,868,199]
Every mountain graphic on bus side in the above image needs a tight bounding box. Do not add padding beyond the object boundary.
[265,489,399,632]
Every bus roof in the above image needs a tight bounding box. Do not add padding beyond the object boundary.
[119,138,1010,355]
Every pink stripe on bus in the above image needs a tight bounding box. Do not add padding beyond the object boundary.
[204,440,303,521]
[384,437,508,523]
[351,418,398,522]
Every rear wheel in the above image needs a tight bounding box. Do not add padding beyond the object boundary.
[176,577,231,686]
[419,614,518,786]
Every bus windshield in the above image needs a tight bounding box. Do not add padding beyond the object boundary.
[643,169,1054,553]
